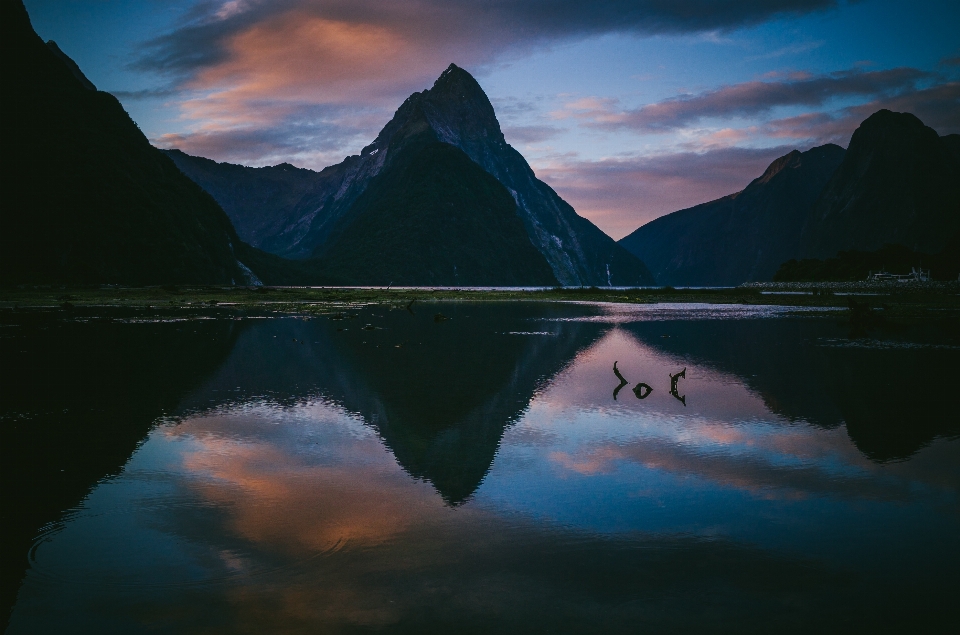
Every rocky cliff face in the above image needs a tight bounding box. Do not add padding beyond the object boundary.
[618,144,846,286]
[798,109,960,259]
[313,136,560,286]
[393,65,652,286]
[171,64,653,286]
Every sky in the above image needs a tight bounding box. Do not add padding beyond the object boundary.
[24,0,960,239]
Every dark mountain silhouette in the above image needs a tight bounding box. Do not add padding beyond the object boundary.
[619,110,959,286]
[0,0,294,285]
[798,109,960,259]
[619,144,845,286]
[314,137,558,285]
[167,64,653,286]
[161,150,329,250]
[167,136,559,286]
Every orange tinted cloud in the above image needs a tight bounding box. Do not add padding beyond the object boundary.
[191,13,431,107]
[533,145,793,238]
[180,433,442,555]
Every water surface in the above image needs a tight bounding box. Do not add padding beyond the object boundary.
[3,302,958,633]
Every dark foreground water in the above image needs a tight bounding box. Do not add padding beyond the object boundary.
[2,302,959,633]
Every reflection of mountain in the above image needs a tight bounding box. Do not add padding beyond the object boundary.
[177,303,605,503]
[0,312,243,627]
[621,319,960,461]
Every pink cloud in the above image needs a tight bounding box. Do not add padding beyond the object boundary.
[534,145,794,239]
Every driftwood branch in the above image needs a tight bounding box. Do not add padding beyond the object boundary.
[632,383,652,399]
[612,361,629,400]
[669,368,687,406]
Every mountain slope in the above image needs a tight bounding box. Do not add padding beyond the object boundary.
[168,65,653,286]
[354,65,652,286]
[1,0,275,285]
[619,144,845,286]
[161,150,327,249]
[315,136,558,285]
[798,110,960,259]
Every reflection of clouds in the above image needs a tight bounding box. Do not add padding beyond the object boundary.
[155,404,850,631]
[171,407,451,556]
[149,403,851,631]
[554,302,839,322]
[548,433,914,502]
[13,362,960,632]
[529,328,772,420]
[519,328,955,503]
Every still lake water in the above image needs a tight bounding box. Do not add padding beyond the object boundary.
[3,301,959,633]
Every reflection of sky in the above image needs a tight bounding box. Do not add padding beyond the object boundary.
[476,329,958,565]
[9,320,960,632]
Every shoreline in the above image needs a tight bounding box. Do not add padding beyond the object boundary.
[1,283,958,321]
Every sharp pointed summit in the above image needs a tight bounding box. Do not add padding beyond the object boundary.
[166,64,654,286]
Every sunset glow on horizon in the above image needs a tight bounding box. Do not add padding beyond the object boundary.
[24,0,960,238]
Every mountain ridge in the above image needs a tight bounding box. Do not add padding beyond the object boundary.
[1,0,283,285]
[166,64,654,286]
[798,109,960,259]
[312,134,560,285]
[619,108,960,286]
[619,143,846,286]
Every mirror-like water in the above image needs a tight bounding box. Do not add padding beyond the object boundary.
[2,302,958,633]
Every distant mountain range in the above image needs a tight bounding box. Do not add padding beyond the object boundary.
[6,0,956,288]
[165,64,653,286]
[620,110,960,285]
[618,144,846,286]
[5,0,649,287]
[798,110,960,260]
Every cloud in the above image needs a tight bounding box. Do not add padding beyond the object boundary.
[108,86,180,100]
[762,81,960,142]
[744,39,825,61]
[535,145,794,239]
[542,78,958,238]
[127,0,842,163]
[136,0,842,79]
[570,67,932,131]
[503,125,563,145]
[153,102,376,168]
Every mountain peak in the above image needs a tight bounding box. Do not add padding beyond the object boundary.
[756,150,802,185]
[366,63,503,156]
[430,63,483,96]
[423,63,498,123]
[434,63,470,85]
[848,109,935,154]
[799,108,959,258]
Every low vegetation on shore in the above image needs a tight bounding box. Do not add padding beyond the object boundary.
[2,283,958,322]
